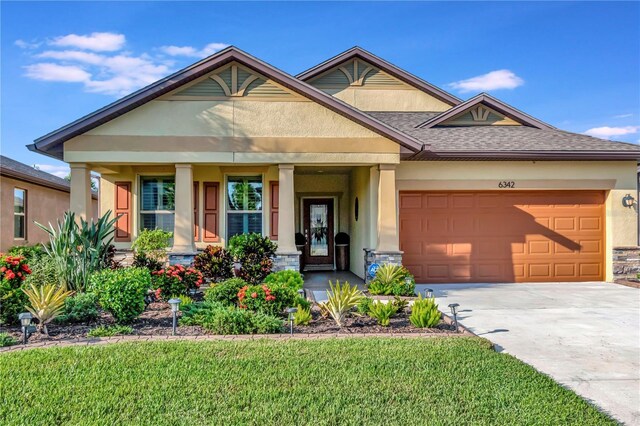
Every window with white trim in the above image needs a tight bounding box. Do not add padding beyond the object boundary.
[140,176,175,232]
[14,188,26,239]
[227,176,262,239]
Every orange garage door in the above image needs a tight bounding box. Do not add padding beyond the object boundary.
[399,191,605,283]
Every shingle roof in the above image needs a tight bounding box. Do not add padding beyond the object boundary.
[368,112,640,159]
[0,155,71,191]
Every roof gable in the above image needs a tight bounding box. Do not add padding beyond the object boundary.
[416,93,554,129]
[30,47,424,160]
[297,47,461,106]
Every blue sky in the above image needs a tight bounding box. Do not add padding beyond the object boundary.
[2,1,639,176]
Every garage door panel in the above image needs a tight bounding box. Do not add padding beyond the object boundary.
[399,191,604,283]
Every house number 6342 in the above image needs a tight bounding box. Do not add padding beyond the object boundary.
[498,181,515,188]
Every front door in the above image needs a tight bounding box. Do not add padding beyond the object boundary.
[303,198,334,269]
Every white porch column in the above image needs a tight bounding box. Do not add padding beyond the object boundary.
[69,163,92,222]
[172,164,195,253]
[376,164,399,252]
[276,164,297,254]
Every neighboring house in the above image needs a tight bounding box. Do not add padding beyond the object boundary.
[28,47,639,283]
[0,155,98,252]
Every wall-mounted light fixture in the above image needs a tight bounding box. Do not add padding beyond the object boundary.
[622,194,636,208]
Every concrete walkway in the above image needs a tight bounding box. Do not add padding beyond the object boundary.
[417,282,640,425]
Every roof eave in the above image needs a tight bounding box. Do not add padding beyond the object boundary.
[416,93,555,130]
[407,150,640,161]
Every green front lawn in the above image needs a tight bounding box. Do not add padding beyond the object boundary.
[0,337,612,425]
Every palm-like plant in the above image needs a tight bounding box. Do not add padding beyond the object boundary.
[22,283,74,335]
[368,301,399,326]
[36,211,119,291]
[318,281,363,327]
[409,295,441,328]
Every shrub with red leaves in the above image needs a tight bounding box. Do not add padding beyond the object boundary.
[0,254,32,325]
[151,264,203,300]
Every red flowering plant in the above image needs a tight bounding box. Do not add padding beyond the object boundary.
[237,283,296,315]
[0,254,32,325]
[151,264,203,300]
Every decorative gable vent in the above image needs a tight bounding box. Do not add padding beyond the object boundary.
[174,63,292,99]
[470,106,491,121]
[339,59,375,86]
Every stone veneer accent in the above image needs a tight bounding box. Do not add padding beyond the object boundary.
[273,252,301,272]
[613,246,640,281]
[363,249,403,283]
[168,252,196,266]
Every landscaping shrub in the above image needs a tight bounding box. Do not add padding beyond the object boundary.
[131,229,172,261]
[179,302,282,334]
[294,294,311,311]
[367,264,415,297]
[318,281,363,327]
[25,255,60,288]
[22,283,74,334]
[0,332,18,347]
[357,297,373,315]
[103,244,122,270]
[177,295,194,308]
[8,245,46,263]
[132,253,164,272]
[293,305,312,326]
[409,295,440,328]
[228,233,276,284]
[193,245,233,282]
[87,325,133,337]
[37,211,119,291]
[204,277,246,306]
[264,270,303,291]
[392,296,409,313]
[238,283,296,315]
[367,301,399,326]
[89,268,151,324]
[57,292,99,324]
[151,265,203,300]
[0,254,31,325]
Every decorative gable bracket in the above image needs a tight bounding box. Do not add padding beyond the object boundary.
[338,59,374,86]
[470,106,490,121]
[210,65,258,97]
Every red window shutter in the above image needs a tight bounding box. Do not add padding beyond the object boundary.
[270,181,279,241]
[114,181,131,242]
[193,182,199,241]
[203,182,220,242]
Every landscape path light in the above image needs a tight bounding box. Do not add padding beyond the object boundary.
[168,298,181,336]
[286,307,298,336]
[297,288,305,299]
[18,312,34,345]
[448,303,460,333]
[425,288,434,299]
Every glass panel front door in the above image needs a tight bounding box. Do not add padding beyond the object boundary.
[309,204,329,256]
[303,198,334,267]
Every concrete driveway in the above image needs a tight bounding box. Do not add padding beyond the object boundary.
[417,282,640,425]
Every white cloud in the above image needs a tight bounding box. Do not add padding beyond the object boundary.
[584,126,640,139]
[49,32,125,52]
[34,164,70,179]
[24,63,91,83]
[27,50,171,96]
[21,33,229,97]
[613,113,633,119]
[159,42,229,58]
[448,69,524,93]
[15,39,40,49]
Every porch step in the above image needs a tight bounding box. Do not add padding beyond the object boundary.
[303,264,334,272]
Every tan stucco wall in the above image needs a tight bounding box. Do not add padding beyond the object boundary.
[0,176,98,252]
[396,160,638,281]
[319,87,451,112]
[64,99,401,164]
[349,166,379,279]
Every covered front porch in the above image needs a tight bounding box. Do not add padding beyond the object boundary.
[68,162,403,280]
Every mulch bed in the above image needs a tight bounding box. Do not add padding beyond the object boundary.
[1,297,456,346]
